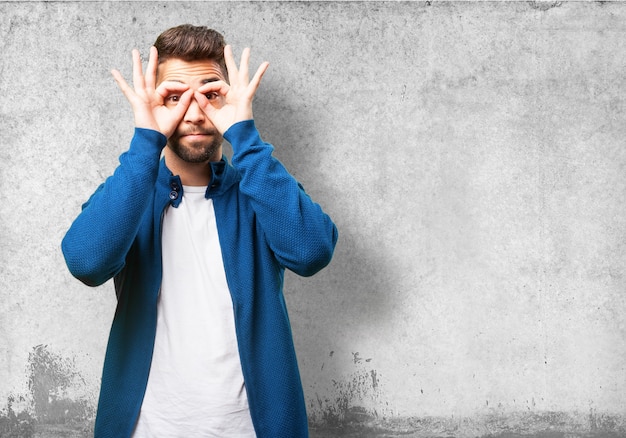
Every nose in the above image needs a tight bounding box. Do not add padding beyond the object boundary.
[184,98,205,124]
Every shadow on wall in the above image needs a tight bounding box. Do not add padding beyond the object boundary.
[253,79,401,431]
[0,345,94,437]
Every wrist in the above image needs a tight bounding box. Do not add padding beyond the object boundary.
[134,118,171,138]
[224,119,261,153]
[131,127,168,156]
[134,117,161,133]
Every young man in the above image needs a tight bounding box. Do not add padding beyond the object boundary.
[62,25,338,438]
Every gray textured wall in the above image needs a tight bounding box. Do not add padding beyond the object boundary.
[1,1,626,437]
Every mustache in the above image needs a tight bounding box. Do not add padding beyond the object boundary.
[178,128,218,136]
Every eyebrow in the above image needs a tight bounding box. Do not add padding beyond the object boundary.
[166,78,221,84]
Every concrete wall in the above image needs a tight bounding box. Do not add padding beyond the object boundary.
[1,1,625,437]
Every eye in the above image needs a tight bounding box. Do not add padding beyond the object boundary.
[204,92,219,101]
[165,94,181,105]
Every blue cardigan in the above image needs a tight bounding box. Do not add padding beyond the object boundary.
[62,120,338,438]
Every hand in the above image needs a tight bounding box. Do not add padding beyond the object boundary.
[194,45,269,134]
[111,47,193,138]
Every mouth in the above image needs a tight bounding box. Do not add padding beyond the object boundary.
[183,131,213,136]
[180,131,217,141]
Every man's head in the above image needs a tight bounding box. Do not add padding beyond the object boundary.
[155,25,228,165]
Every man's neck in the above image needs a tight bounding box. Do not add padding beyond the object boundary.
[164,147,216,187]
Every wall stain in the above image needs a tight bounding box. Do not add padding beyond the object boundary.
[309,352,387,431]
[0,395,35,438]
[310,410,626,437]
[0,345,95,437]
[308,354,626,437]
[528,1,562,11]
[2,347,624,437]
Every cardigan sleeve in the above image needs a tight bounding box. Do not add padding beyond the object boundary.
[61,128,167,287]
[225,120,338,277]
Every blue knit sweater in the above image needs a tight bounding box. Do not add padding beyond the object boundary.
[62,120,338,438]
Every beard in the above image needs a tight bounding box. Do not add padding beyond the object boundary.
[168,129,223,163]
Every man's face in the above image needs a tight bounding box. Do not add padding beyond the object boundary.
[158,58,226,163]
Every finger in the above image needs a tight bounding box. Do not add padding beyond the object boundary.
[169,89,194,121]
[145,46,158,92]
[248,61,269,95]
[155,81,191,99]
[194,90,223,111]
[224,45,239,86]
[111,69,134,99]
[155,82,191,107]
[132,49,145,91]
[239,47,250,84]
[193,90,219,119]
[197,80,230,97]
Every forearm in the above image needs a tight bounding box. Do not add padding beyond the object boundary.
[62,128,166,286]
[226,120,338,276]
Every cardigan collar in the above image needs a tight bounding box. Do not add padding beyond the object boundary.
[157,156,240,207]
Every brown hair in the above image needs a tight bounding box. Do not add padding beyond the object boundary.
[154,24,226,73]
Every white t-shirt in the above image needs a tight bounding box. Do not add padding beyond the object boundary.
[132,185,256,438]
